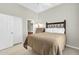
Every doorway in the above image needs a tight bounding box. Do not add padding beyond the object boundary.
[27,20,33,35]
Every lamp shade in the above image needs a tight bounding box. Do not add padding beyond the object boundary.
[35,23,44,28]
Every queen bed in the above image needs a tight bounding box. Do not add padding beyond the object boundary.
[24,20,66,55]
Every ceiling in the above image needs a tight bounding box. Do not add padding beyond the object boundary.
[19,3,61,13]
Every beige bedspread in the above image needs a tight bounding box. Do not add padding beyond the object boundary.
[24,32,66,55]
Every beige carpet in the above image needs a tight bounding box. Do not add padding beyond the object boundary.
[0,43,79,55]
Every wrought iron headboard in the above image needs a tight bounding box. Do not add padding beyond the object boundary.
[46,20,66,34]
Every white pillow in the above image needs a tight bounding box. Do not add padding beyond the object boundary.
[52,28,65,33]
[45,28,53,33]
[45,28,65,33]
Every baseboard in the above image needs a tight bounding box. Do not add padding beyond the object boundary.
[66,44,79,50]
[13,42,22,46]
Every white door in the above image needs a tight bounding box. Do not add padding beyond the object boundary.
[0,14,23,50]
[0,14,13,50]
[13,17,23,44]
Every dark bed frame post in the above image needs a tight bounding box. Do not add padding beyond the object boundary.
[64,20,66,34]
[64,20,67,48]
[46,22,48,28]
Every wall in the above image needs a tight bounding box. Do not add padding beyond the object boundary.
[37,4,79,48]
[0,3,37,19]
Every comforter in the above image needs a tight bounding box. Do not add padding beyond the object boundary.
[24,32,66,55]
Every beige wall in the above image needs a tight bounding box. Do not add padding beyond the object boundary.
[0,3,37,19]
[37,3,79,48]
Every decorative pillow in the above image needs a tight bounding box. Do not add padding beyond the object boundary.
[35,28,45,33]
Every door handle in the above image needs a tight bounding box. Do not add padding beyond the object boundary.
[11,32,13,34]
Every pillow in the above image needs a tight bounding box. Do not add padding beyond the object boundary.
[45,28,65,33]
[52,28,65,33]
[45,28,53,33]
[35,28,45,33]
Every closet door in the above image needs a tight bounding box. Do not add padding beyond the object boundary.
[0,14,23,50]
[12,17,23,44]
[0,14,13,50]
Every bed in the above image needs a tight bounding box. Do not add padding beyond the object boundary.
[24,20,66,55]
